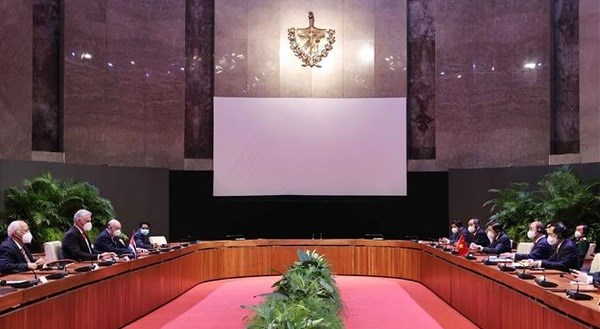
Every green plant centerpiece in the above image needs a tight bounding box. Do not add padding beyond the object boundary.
[1,172,116,251]
[244,249,344,329]
[484,165,600,244]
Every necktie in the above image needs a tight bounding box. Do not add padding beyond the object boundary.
[82,232,92,253]
[20,247,32,263]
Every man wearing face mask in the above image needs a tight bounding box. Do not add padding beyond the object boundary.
[62,209,116,262]
[573,224,591,269]
[525,221,579,271]
[501,221,553,261]
[0,220,45,274]
[133,222,157,250]
[470,221,511,254]
[439,220,468,244]
[94,219,133,257]
[465,218,490,247]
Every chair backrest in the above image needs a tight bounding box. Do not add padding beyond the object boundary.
[149,236,167,246]
[590,253,600,273]
[585,243,596,260]
[43,241,62,262]
[515,242,534,254]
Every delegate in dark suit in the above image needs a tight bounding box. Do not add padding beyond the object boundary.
[468,228,490,247]
[540,239,579,272]
[133,230,153,250]
[514,236,553,261]
[0,237,36,274]
[481,232,511,254]
[62,226,101,261]
[449,227,469,244]
[95,229,131,255]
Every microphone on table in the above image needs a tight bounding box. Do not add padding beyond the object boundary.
[311,233,323,240]
[0,266,41,289]
[483,253,496,266]
[226,234,245,241]
[566,280,594,300]
[498,258,515,272]
[31,267,40,283]
[74,257,97,273]
[365,233,384,241]
[517,266,535,280]
[535,268,558,288]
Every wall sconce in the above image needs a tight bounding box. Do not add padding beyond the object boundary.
[287,12,336,68]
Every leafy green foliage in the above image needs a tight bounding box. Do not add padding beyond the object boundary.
[484,166,600,243]
[244,250,344,329]
[1,172,115,251]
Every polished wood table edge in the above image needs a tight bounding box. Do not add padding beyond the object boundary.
[192,238,424,248]
[0,239,598,328]
[420,243,600,328]
[0,243,199,314]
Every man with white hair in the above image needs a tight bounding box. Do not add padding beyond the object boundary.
[61,209,115,262]
[95,219,134,257]
[0,220,45,274]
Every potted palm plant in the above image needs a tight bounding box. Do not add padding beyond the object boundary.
[1,172,115,252]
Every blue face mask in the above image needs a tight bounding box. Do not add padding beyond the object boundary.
[140,229,150,236]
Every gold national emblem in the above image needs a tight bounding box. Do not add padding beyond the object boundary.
[288,12,336,68]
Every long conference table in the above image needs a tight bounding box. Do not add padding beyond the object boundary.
[0,239,598,329]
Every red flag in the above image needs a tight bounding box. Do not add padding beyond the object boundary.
[455,235,469,256]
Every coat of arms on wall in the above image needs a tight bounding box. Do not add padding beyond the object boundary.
[287,12,336,68]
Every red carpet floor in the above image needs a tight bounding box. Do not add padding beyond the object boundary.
[124,276,479,329]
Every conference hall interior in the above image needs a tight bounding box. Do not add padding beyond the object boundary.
[0,1,598,328]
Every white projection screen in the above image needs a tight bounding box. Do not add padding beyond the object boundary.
[213,97,407,196]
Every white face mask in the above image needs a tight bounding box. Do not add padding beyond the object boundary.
[451,227,459,234]
[487,231,496,240]
[468,226,476,233]
[547,235,558,246]
[527,230,536,240]
[83,222,93,232]
[112,229,121,237]
[574,231,582,239]
[22,232,33,244]
[140,229,150,236]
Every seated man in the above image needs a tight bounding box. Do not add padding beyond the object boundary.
[470,221,511,254]
[525,221,579,272]
[573,224,591,269]
[439,220,468,245]
[502,221,553,261]
[62,209,115,262]
[0,220,45,274]
[95,219,134,258]
[465,218,490,247]
[133,222,157,250]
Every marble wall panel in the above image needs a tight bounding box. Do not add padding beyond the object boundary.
[145,0,185,169]
[342,1,374,97]
[0,1,32,160]
[435,0,551,169]
[343,40,375,97]
[407,0,435,159]
[579,0,600,163]
[246,1,280,97]
[63,0,185,169]
[375,0,407,98]
[185,0,214,159]
[214,37,249,96]
[552,0,580,154]
[63,0,107,164]
[33,0,61,152]
[246,40,280,96]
